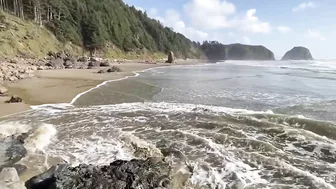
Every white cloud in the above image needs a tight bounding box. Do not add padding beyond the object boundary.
[293,2,316,12]
[237,9,271,33]
[184,0,271,34]
[305,30,326,40]
[153,9,209,42]
[277,26,292,34]
[184,0,235,30]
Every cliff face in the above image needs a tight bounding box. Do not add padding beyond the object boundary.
[281,47,313,60]
[200,42,275,60]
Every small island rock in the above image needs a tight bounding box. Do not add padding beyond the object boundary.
[282,46,313,60]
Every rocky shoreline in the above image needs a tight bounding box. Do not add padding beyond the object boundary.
[0,51,171,104]
[0,131,194,189]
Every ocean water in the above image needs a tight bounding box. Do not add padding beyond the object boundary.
[1,60,336,188]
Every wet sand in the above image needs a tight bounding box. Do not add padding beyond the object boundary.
[0,61,203,117]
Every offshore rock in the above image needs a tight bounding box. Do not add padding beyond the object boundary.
[281,46,313,60]
[26,158,172,189]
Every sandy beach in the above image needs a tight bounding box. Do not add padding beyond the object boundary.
[0,60,203,117]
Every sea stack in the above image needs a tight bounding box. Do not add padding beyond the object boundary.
[281,47,313,60]
[166,51,175,63]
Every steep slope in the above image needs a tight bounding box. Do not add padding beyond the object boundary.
[282,47,313,60]
[200,41,275,60]
[0,12,81,58]
[0,0,200,59]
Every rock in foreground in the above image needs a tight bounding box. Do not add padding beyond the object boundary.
[282,46,313,60]
[26,158,171,189]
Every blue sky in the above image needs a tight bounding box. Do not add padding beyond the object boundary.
[124,0,336,59]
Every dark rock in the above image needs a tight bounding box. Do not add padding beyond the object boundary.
[107,66,121,73]
[63,60,74,69]
[88,61,100,67]
[281,46,313,60]
[9,59,17,64]
[5,96,23,103]
[97,70,106,74]
[100,62,111,67]
[0,136,27,171]
[77,57,88,63]
[45,58,64,69]
[166,51,175,63]
[37,66,44,70]
[26,158,171,189]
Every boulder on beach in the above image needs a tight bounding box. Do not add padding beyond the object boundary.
[107,66,121,73]
[100,62,111,67]
[0,85,8,95]
[97,69,107,74]
[45,58,64,69]
[281,46,313,60]
[77,56,88,63]
[5,96,23,103]
[25,158,172,189]
[88,61,100,67]
[166,51,175,63]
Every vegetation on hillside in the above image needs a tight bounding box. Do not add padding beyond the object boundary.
[200,41,275,60]
[0,0,200,58]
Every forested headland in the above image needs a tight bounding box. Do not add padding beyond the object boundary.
[0,0,200,58]
[0,0,275,60]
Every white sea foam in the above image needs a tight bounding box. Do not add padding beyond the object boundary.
[95,102,275,116]
[0,121,57,153]
[69,65,170,105]
[24,123,57,153]
[0,122,32,137]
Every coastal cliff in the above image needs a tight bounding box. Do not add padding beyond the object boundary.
[281,47,313,60]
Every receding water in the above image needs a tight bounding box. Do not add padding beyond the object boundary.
[2,60,336,188]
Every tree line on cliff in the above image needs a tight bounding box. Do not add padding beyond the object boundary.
[0,0,200,58]
[0,0,276,60]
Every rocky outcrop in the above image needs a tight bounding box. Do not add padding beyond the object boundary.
[0,134,28,171]
[26,158,172,189]
[281,46,313,60]
[0,62,36,82]
[107,66,121,73]
[201,42,275,60]
[166,51,175,63]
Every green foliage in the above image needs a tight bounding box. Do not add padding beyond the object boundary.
[47,0,198,57]
[2,0,200,58]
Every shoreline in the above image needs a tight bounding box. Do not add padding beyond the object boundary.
[0,60,205,117]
